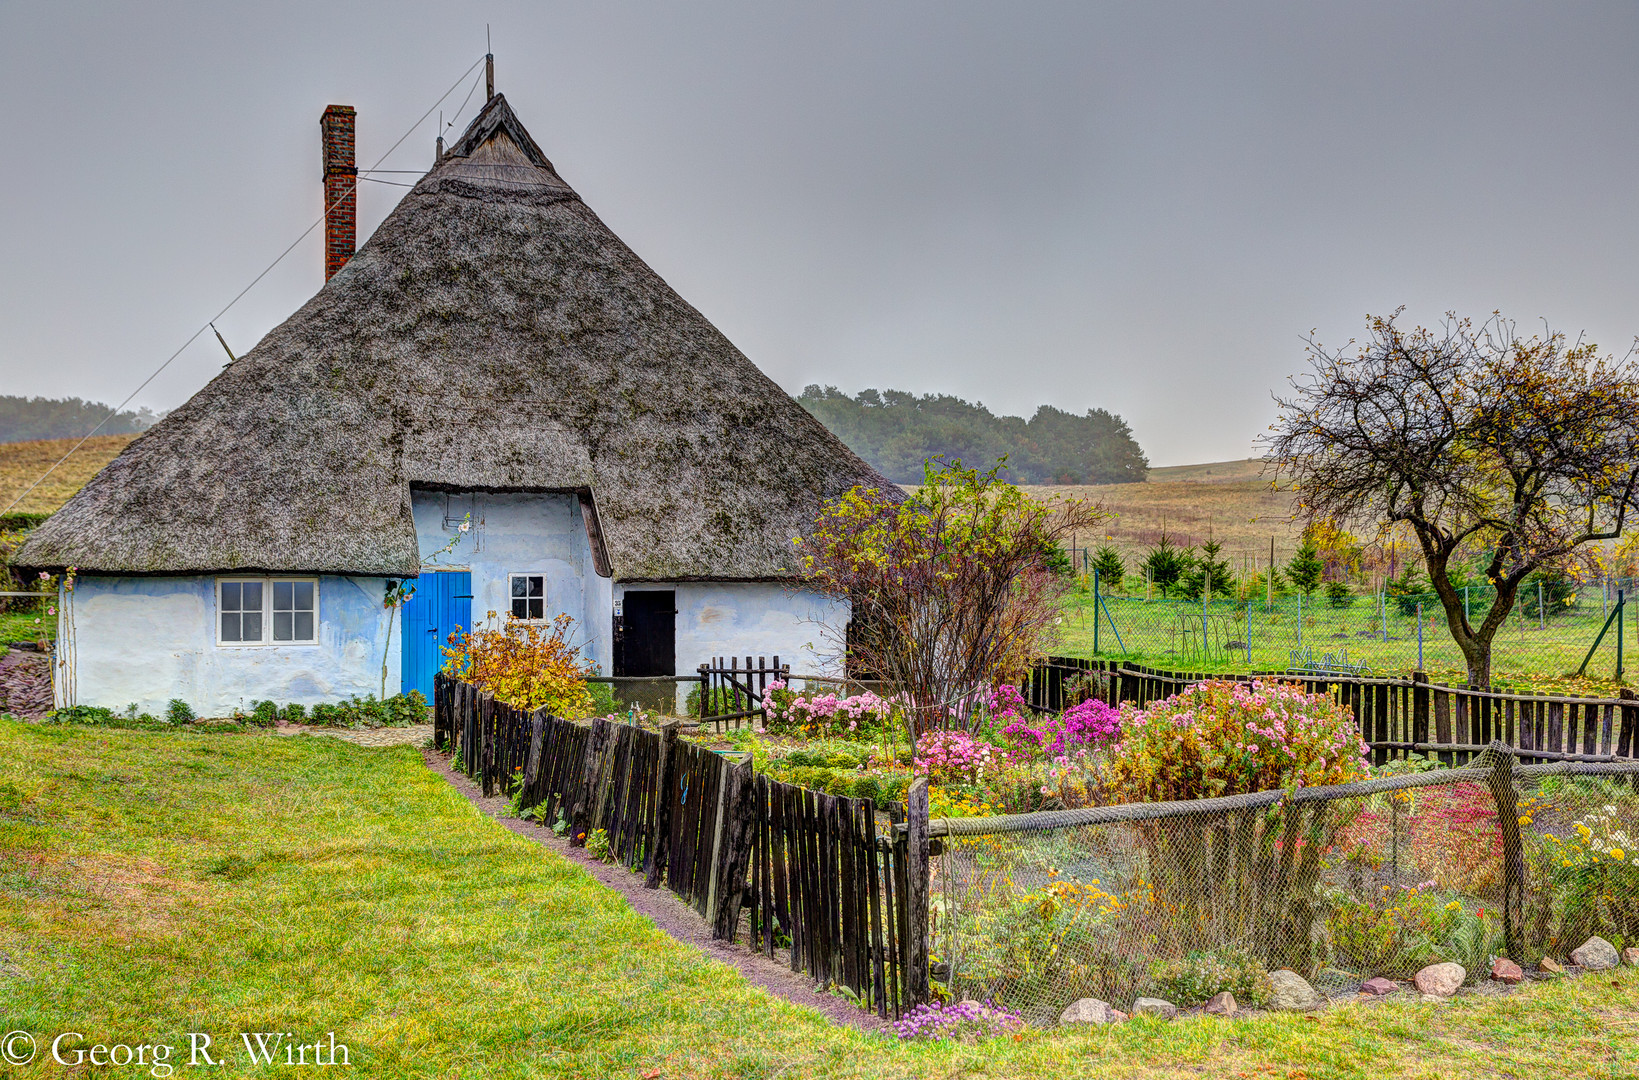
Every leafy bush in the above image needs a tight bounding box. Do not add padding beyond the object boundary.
[280,702,307,724]
[166,699,196,725]
[1148,948,1272,1007]
[683,684,736,717]
[585,828,612,861]
[442,612,596,716]
[307,692,428,729]
[1324,885,1465,976]
[248,700,279,728]
[1102,680,1369,803]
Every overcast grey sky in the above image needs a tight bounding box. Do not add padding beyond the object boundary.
[3,2,1638,465]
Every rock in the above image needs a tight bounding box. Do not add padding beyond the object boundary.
[1267,970,1325,1012]
[1203,991,1238,1017]
[1360,977,1398,996]
[1413,962,1466,997]
[1624,947,1639,968]
[1490,958,1524,984]
[1131,997,1178,1019]
[1060,998,1121,1025]
[1538,957,1565,975]
[1571,936,1620,971]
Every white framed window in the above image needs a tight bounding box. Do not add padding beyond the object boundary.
[509,574,545,620]
[217,577,318,645]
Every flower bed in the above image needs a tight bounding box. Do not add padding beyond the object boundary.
[706,675,1639,1022]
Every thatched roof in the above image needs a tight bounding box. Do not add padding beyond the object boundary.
[17,95,900,580]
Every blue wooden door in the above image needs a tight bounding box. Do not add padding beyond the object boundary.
[401,571,472,701]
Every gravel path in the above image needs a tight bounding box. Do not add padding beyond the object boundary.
[273,724,433,747]
[422,748,892,1035]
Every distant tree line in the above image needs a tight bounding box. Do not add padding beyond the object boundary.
[0,395,160,443]
[798,385,1149,485]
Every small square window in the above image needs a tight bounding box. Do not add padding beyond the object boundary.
[219,579,263,642]
[510,574,545,620]
[272,579,317,642]
[218,577,317,646]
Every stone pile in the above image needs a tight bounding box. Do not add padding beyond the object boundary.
[1054,936,1636,1027]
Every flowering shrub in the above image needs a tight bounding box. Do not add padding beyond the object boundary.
[945,869,1149,1003]
[914,730,1013,785]
[893,1000,1025,1042]
[442,612,597,716]
[986,683,1028,723]
[1324,882,1465,976]
[762,680,901,737]
[1527,802,1639,948]
[1102,680,1369,803]
[1002,698,1122,759]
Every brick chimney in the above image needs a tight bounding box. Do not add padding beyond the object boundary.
[320,105,356,281]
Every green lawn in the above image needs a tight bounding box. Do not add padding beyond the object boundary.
[0,608,51,645]
[1059,590,1632,694]
[2,720,1636,1079]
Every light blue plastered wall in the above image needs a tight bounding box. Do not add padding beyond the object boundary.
[54,494,834,716]
[410,490,612,673]
[59,574,397,716]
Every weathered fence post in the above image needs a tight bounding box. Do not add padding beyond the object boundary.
[702,750,736,920]
[1412,671,1430,750]
[713,752,758,940]
[904,776,931,1007]
[1481,742,1526,959]
[524,708,547,795]
[479,692,497,797]
[645,720,680,888]
[1620,688,1638,762]
[572,717,610,846]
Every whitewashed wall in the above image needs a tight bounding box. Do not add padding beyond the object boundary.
[410,490,612,673]
[614,580,848,710]
[62,574,394,715]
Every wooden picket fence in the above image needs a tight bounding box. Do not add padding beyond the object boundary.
[1026,657,1639,766]
[433,673,929,1017]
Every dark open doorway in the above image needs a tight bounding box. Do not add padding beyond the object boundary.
[616,590,676,677]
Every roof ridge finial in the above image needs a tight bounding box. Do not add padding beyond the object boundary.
[485,25,494,101]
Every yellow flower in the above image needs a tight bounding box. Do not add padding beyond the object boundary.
[1518,816,1532,826]
[1445,901,1462,912]
[1611,849,1624,861]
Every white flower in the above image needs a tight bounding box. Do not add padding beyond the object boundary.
[458,521,471,533]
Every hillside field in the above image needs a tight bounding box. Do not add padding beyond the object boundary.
[0,434,135,515]
[1026,457,1305,575]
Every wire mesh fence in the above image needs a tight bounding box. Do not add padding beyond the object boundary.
[930,749,1639,1023]
[1058,577,1639,682]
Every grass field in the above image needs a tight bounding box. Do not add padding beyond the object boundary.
[0,434,135,516]
[3,719,1638,1079]
[1056,589,1634,694]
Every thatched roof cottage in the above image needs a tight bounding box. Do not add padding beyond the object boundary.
[17,88,898,714]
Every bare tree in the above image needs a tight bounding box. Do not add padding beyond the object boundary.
[1265,309,1639,687]
[800,458,1106,742]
